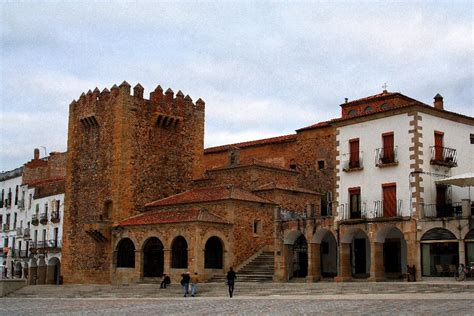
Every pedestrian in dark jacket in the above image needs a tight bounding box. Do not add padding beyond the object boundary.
[180,272,191,297]
[160,274,171,289]
[226,267,237,298]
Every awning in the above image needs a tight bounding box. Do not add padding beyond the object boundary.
[435,172,474,187]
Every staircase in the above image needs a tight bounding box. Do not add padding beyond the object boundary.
[208,251,274,283]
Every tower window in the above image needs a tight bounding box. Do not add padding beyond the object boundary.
[317,160,325,170]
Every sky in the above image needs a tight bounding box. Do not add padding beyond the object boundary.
[0,1,472,171]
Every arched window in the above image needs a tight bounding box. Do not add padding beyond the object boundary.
[364,106,373,114]
[171,236,188,268]
[103,201,113,220]
[116,238,135,268]
[348,109,357,117]
[380,103,390,110]
[205,236,223,269]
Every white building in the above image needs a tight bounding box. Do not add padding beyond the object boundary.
[334,91,474,280]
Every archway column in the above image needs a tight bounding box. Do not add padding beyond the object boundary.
[306,243,320,282]
[336,242,352,281]
[135,250,143,279]
[27,266,37,285]
[36,264,46,284]
[163,248,171,275]
[369,242,384,281]
[45,265,55,284]
[459,240,466,265]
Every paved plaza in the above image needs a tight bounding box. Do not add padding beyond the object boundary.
[1,293,474,315]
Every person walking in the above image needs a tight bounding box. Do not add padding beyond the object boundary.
[190,272,199,297]
[226,267,237,298]
[180,272,190,297]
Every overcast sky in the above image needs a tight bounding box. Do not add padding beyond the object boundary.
[1,1,472,171]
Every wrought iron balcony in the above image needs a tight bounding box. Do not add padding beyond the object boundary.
[421,203,463,219]
[339,203,367,220]
[23,228,31,238]
[430,146,457,167]
[372,200,403,218]
[16,227,23,236]
[375,147,398,167]
[31,214,39,226]
[40,212,48,224]
[2,224,10,232]
[18,199,25,210]
[51,210,60,223]
[342,152,364,172]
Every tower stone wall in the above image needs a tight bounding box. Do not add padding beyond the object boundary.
[62,82,205,283]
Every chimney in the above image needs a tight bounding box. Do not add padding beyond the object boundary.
[434,93,444,110]
[344,98,348,104]
[34,148,40,160]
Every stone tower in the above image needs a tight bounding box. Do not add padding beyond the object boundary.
[61,82,205,283]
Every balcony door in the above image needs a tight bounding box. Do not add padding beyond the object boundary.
[434,132,444,161]
[349,139,360,168]
[349,187,361,219]
[383,184,396,217]
[382,133,394,163]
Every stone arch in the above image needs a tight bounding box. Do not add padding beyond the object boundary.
[340,228,371,278]
[139,233,167,252]
[46,257,61,284]
[142,237,164,278]
[204,236,224,269]
[319,230,338,278]
[284,230,304,245]
[464,229,474,240]
[171,235,188,269]
[311,228,335,244]
[36,257,47,285]
[116,238,136,268]
[420,227,459,277]
[375,226,407,277]
[14,261,22,278]
[292,234,308,278]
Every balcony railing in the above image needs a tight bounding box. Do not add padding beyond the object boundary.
[29,239,62,250]
[31,214,39,226]
[373,199,403,218]
[16,227,23,237]
[339,202,368,220]
[18,199,25,210]
[421,203,463,218]
[375,147,398,166]
[430,146,457,167]
[2,224,10,232]
[23,228,30,238]
[51,210,60,223]
[40,212,48,224]
[342,152,364,171]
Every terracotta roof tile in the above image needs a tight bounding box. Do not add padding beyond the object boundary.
[208,158,297,173]
[145,185,274,207]
[24,177,65,187]
[118,209,230,226]
[253,183,321,195]
[204,134,297,154]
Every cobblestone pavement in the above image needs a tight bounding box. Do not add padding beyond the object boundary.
[1,294,473,316]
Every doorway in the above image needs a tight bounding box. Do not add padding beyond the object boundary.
[143,237,164,277]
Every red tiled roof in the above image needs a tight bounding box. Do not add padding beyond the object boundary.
[339,91,400,107]
[208,158,297,173]
[118,209,231,226]
[204,134,297,154]
[253,183,320,195]
[145,185,274,207]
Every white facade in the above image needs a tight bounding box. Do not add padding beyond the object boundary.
[336,113,414,219]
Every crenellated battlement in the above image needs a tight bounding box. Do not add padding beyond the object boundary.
[70,82,205,117]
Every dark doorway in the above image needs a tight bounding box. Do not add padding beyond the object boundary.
[117,238,135,268]
[171,236,188,269]
[53,261,61,284]
[384,239,401,273]
[293,235,308,278]
[354,238,366,275]
[205,236,223,269]
[143,237,164,277]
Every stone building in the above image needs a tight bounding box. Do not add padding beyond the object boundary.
[61,82,473,285]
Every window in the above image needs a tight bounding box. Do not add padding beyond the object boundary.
[349,187,361,219]
[7,188,11,207]
[349,138,360,168]
[42,229,46,242]
[317,160,325,170]
[253,219,262,235]
[382,183,397,217]
[382,132,395,163]
[13,213,17,229]
[14,185,18,205]
[434,131,444,161]
[0,189,3,208]
[4,237,8,247]
[34,230,38,243]
[289,159,297,170]
[28,194,32,210]
[44,203,48,214]
[364,106,373,113]
[470,134,474,144]
[380,103,389,110]
[0,215,2,226]
[6,214,10,228]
